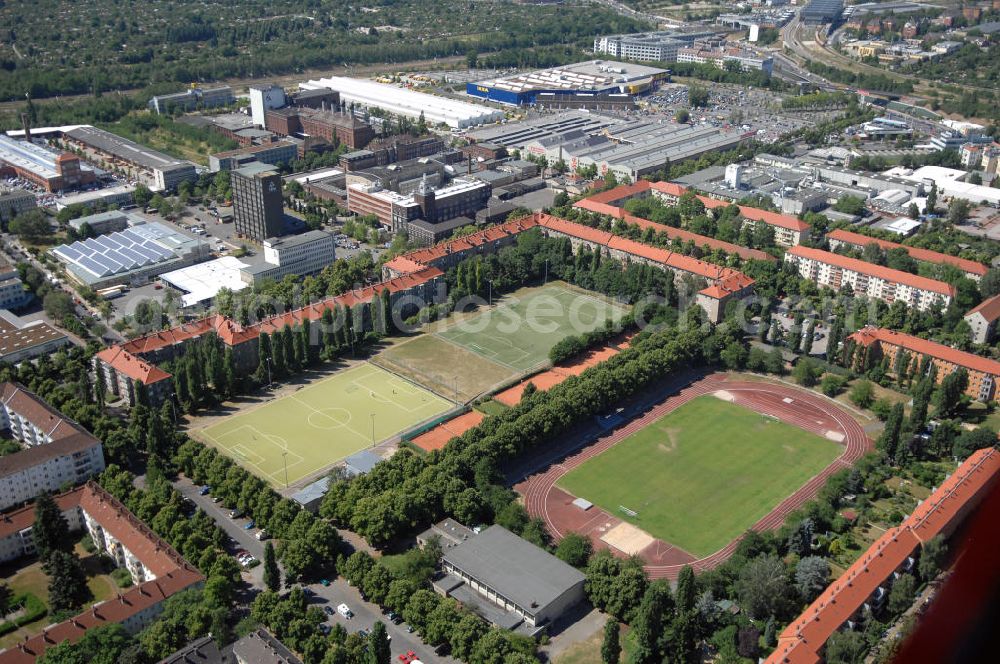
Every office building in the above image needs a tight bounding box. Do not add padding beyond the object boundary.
[0,189,36,223]
[0,383,105,512]
[768,448,1000,664]
[148,86,234,115]
[249,84,287,127]
[233,629,303,664]
[240,230,337,285]
[0,136,96,192]
[265,107,375,149]
[347,176,491,231]
[593,31,716,63]
[407,216,475,247]
[232,162,286,242]
[0,309,69,364]
[209,140,299,172]
[435,524,586,630]
[785,246,954,311]
[54,185,137,212]
[0,263,30,312]
[61,126,196,191]
[67,210,130,236]
[0,483,203,663]
[800,0,844,24]
[826,229,987,281]
[676,45,774,74]
[847,326,1000,401]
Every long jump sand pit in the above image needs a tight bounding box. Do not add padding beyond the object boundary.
[713,389,735,402]
[601,521,655,556]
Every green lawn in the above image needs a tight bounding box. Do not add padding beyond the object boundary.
[558,396,842,558]
[197,364,452,487]
[437,283,627,372]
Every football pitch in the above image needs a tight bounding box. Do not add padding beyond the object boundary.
[557,396,841,557]
[196,364,452,487]
[374,282,627,401]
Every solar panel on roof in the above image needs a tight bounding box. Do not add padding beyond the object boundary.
[94,253,124,272]
[106,249,137,269]
[78,256,111,277]
[119,229,146,244]
[99,234,124,249]
[81,238,104,253]
[55,245,83,261]
[93,236,120,252]
[118,246,149,266]
[132,244,162,262]
[146,243,174,260]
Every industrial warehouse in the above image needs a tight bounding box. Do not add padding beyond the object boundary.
[468,111,749,182]
[467,60,670,106]
[298,77,503,129]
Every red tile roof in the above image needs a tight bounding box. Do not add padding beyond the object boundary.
[965,292,1000,323]
[383,256,428,276]
[848,326,1000,377]
[573,182,774,262]
[826,229,987,278]
[787,246,956,297]
[694,193,810,232]
[0,483,204,663]
[649,181,688,198]
[768,448,1000,664]
[95,347,172,386]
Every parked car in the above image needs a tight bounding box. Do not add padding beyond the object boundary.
[228,509,243,519]
[337,603,353,619]
[324,606,335,615]
[255,529,268,541]
[398,651,417,664]
[244,520,255,530]
[199,486,211,495]
[320,579,330,587]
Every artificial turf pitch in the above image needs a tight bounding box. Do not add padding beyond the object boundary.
[196,364,452,487]
[557,396,841,558]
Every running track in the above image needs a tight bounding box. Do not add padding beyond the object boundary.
[516,374,872,580]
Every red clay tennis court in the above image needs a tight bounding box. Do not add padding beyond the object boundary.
[410,410,485,452]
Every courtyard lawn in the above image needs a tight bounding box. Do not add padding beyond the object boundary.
[196,363,452,487]
[558,396,842,558]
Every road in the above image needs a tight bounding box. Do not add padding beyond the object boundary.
[174,476,452,664]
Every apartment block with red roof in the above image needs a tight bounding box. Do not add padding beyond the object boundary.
[847,326,1000,401]
[826,229,988,282]
[767,447,1000,664]
[0,383,105,512]
[963,293,1000,344]
[784,246,955,312]
[0,482,204,663]
[94,346,175,409]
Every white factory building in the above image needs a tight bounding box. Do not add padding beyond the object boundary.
[299,77,502,129]
[884,165,1000,206]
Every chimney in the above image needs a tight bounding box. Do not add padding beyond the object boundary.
[20,113,31,141]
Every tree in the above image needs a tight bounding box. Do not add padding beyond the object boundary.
[821,374,846,397]
[43,291,75,320]
[45,549,90,611]
[802,319,815,355]
[33,493,72,562]
[947,198,971,225]
[795,556,830,602]
[825,630,866,664]
[793,358,818,387]
[765,347,785,374]
[37,624,133,664]
[674,109,690,124]
[934,369,968,415]
[736,554,794,620]
[887,573,916,615]
[908,378,933,431]
[629,581,673,664]
[878,402,905,462]
[849,380,875,409]
[263,541,280,591]
[366,621,391,664]
[602,618,621,664]
[555,532,593,568]
[918,535,947,581]
[951,426,997,459]
[9,209,53,242]
[688,85,709,108]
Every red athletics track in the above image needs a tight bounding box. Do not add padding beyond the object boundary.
[515,373,872,580]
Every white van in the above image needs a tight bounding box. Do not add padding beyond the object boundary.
[337,603,353,619]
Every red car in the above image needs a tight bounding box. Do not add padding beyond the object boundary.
[398,651,417,664]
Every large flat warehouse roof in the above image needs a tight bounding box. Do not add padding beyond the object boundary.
[0,136,94,180]
[476,60,669,94]
[64,126,190,172]
[299,77,503,129]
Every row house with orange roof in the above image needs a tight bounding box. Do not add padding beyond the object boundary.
[0,482,204,663]
[826,229,988,282]
[847,326,1000,401]
[768,447,1000,664]
[963,292,1000,344]
[784,246,955,312]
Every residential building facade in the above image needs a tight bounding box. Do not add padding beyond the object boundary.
[232,162,286,242]
[964,293,1000,344]
[784,246,954,311]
